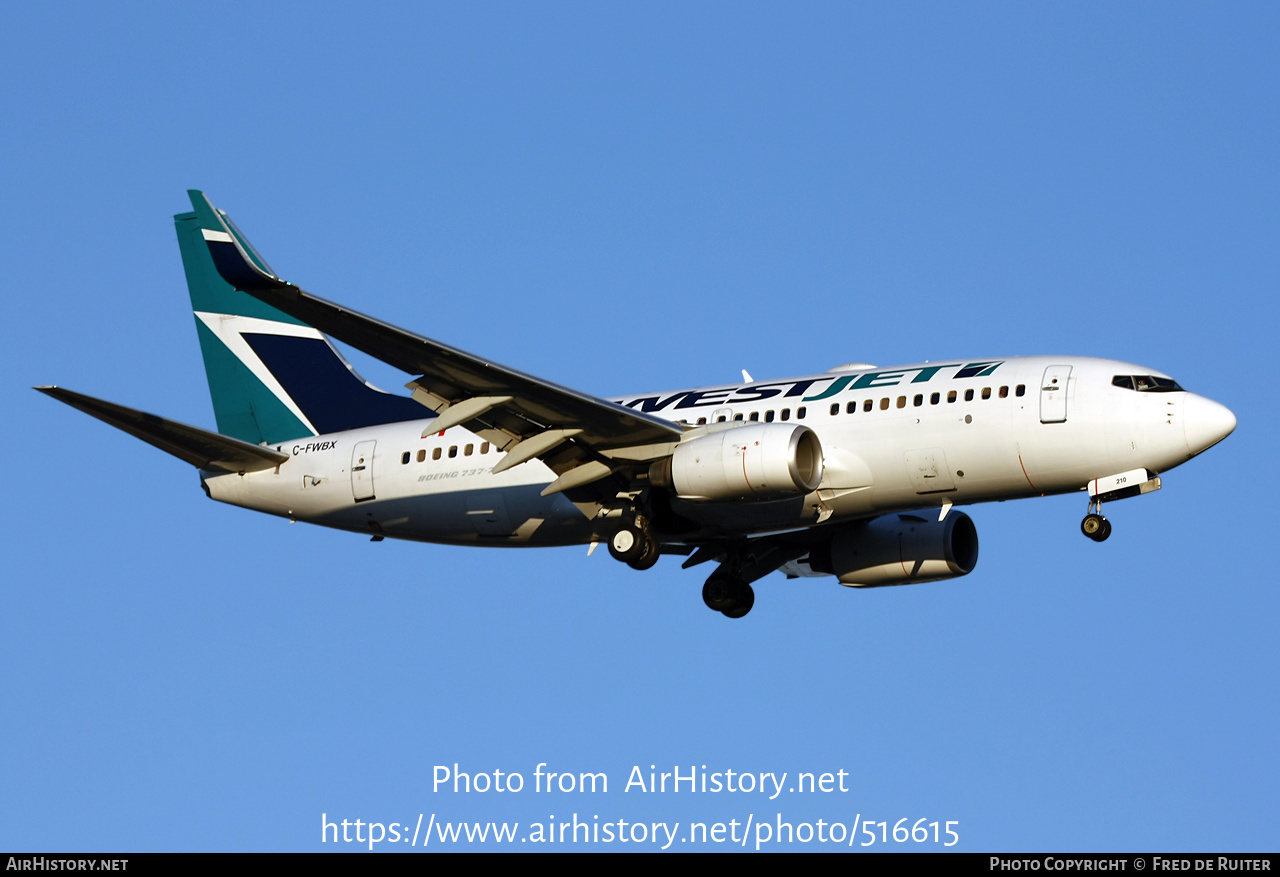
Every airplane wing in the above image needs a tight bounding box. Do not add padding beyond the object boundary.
[36,386,289,473]
[191,191,682,499]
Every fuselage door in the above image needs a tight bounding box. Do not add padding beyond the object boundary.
[1039,365,1072,424]
[351,440,376,502]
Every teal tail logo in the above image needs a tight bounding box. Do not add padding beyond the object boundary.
[175,191,423,444]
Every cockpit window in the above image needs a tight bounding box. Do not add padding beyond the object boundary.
[1112,375,1184,392]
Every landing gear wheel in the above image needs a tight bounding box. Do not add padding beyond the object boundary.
[627,536,660,571]
[608,524,644,563]
[702,572,741,612]
[720,583,755,619]
[1081,513,1110,542]
[703,573,753,617]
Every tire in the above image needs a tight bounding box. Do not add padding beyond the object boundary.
[702,573,741,611]
[627,536,660,570]
[721,583,755,618]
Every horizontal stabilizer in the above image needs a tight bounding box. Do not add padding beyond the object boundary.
[35,386,289,473]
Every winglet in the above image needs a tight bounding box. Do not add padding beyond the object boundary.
[187,190,290,292]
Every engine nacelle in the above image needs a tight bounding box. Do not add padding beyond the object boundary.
[807,511,979,587]
[650,424,823,501]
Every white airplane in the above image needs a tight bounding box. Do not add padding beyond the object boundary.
[38,191,1237,618]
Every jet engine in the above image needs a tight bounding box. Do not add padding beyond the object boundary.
[805,511,979,587]
[649,423,823,501]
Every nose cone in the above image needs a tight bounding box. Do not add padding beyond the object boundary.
[1183,394,1237,456]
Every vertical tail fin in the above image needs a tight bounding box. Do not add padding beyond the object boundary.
[175,191,424,444]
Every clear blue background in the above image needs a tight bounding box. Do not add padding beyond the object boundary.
[2,2,1275,852]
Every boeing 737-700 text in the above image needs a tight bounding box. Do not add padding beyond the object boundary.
[37,191,1237,617]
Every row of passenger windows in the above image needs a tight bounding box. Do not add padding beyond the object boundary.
[677,383,1029,426]
[682,406,809,426]
[400,382,1030,459]
[401,442,492,464]
[827,384,1026,416]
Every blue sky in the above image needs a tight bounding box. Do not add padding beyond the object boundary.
[2,2,1276,852]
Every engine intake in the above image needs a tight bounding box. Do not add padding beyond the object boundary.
[650,424,823,501]
[807,511,979,587]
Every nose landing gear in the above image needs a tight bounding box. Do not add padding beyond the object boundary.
[1081,499,1111,542]
[1081,513,1111,541]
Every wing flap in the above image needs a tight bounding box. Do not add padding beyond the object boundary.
[36,386,289,473]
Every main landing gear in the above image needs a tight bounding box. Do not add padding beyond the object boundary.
[604,512,757,618]
[1081,498,1112,542]
[702,571,755,619]
[607,516,660,571]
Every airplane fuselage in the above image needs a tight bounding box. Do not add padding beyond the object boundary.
[201,355,1232,547]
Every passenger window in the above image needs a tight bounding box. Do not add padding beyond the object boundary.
[717,416,727,422]
[999,386,1009,398]
[964,389,974,402]
[480,442,490,454]
[465,444,474,456]
[863,399,873,412]
[781,409,790,421]
[432,448,442,461]
[879,398,889,410]
[982,387,991,400]
[733,413,744,421]
[749,412,759,421]
[1016,385,1026,397]
[448,446,458,458]
[830,403,839,416]
[914,394,923,407]
[931,392,940,405]
[948,391,957,403]
[417,449,426,463]
[696,417,707,425]
[764,410,775,422]
[401,452,410,465]
[797,406,806,419]
[847,401,857,414]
